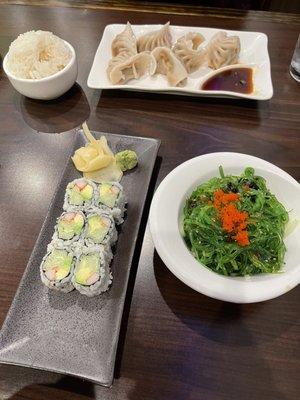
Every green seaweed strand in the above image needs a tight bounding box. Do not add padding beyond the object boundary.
[183,167,289,276]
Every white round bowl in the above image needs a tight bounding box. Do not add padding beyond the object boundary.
[149,153,300,303]
[3,40,78,100]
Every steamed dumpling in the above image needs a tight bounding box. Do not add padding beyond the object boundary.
[206,31,240,70]
[175,32,205,51]
[151,47,188,87]
[108,22,141,84]
[173,32,206,73]
[107,52,156,84]
[111,22,137,58]
[107,52,129,79]
[137,22,172,52]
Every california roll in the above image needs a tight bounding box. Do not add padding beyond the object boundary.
[72,246,113,296]
[84,211,117,247]
[97,182,126,224]
[63,178,97,211]
[40,247,75,293]
[51,211,85,248]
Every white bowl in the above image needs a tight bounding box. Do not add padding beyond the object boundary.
[149,153,300,303]
[3,41,78,100]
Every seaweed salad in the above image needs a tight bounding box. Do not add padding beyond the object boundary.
[183,167,289,276]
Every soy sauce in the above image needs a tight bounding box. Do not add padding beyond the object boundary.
[202,68,253,94]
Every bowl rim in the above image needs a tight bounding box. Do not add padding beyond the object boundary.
[3,39,76,83]
[149,152,300,303]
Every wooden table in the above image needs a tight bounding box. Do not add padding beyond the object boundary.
[0,2,299,399]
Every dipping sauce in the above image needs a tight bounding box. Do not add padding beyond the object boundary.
[202,67,253,94]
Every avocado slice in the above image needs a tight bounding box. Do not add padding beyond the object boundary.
[99,183,119,208]
[81,184,93,200]
[75,253,100,285]
[86,214,110,243]
[57,212,84,240]
[43,249,73,281]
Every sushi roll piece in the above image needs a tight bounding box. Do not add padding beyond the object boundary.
[97,182,126,225]
[51,211,85,249]
[72,246,113,296]
[63,178,97,212]
[40,247,75,293]
[84,211,117,247]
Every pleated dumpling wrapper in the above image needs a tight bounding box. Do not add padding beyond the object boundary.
[72,122,123,183]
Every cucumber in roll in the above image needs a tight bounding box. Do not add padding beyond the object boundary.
[72,246,112,296]
[97,182,126,224]
[84,211,117,247]
[40,248,75,293]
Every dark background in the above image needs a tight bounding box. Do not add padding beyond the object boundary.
[149,0,300,13]
[75,0,300,13]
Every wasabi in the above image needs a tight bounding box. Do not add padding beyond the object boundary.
[115,150,138,172]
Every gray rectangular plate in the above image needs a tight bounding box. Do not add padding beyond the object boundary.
[0,130,160,386]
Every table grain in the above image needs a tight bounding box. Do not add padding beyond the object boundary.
[0,2,299,400]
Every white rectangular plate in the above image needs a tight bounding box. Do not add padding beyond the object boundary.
[87,24,273,100]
